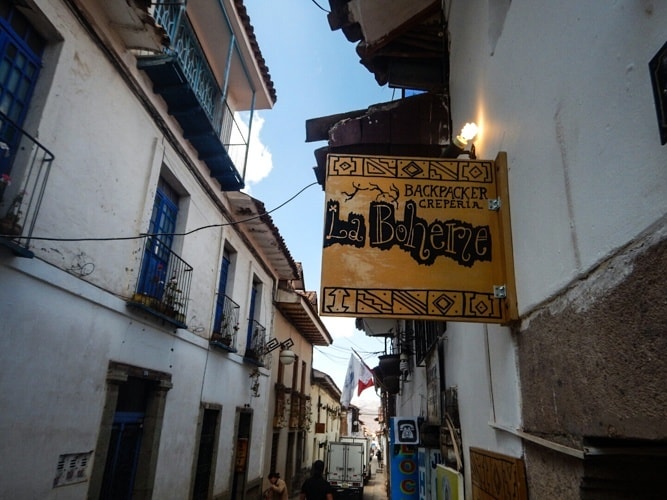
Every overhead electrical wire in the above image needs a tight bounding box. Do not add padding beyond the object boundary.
[317,343,383,356]
[4,181,319,243]
[310,0,330,13]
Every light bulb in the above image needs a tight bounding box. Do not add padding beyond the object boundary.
[452,122,479,150]
[460,122,478,142]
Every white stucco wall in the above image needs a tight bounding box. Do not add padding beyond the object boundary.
[395,321,522,495]
[447,0,667,313]
[0,1,282,498]
[436,1,667,497]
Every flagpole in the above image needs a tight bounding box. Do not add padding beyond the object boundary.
[351,348,387,392]
[350,348,373,372]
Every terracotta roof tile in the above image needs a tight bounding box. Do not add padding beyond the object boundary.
[234,0,277,104]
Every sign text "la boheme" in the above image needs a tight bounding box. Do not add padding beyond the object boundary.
[324,200,492,267]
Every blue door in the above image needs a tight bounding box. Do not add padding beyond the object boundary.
[101,412,144,500]
[138,180,178,299]
[245,282,258,349]
[0,3,45,179]
[212,251,230,333]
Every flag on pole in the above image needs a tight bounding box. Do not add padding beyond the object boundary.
[340,353,375,407]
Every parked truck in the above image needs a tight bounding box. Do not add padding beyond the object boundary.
[326,441,365,499]
[340,436,372,483]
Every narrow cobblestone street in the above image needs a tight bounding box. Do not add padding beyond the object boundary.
[363,456,388,500]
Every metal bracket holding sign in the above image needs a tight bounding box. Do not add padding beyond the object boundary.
[320,152,518,324]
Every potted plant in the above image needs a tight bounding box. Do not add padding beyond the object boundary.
[162,275,183,318]
[211,332,233,346]
[0,190,26,236]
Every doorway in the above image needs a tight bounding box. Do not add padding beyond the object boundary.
[89,363,171,500]
[192,406,221,500]
[100,378,150,499]
[231,409,253,500]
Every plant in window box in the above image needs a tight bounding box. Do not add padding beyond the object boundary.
[0,190,26,237]
[212,314,237,345]
[162,275,184,319]
[211,331,233,346]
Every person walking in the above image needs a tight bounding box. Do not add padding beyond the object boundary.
[264,472,288,500]
[299,460,334,500]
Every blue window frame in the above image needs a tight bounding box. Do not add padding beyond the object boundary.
[213,250,231,333]
[245,281,258,344]
[138,179,179,298]
[0,2,45,177]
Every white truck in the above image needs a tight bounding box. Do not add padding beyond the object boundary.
[340,436,372,483]
[326,441,365,499]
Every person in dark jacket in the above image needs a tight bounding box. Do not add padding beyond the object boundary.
[299,460,334,500]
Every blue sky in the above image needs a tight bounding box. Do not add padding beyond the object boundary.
[242,1,393,416]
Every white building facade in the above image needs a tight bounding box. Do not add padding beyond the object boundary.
[0,1,306,499]
[262,278,333,493]
[310,369,343,465]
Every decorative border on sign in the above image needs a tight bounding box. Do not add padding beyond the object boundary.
[327,155,494,183]
[321,287,503,320]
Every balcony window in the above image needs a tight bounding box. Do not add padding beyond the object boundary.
[0,111,53,257]
[212,250,234,334]
[210,249,240,351]
[0,5,51,257]
[412,320,446,366]
[244,318,266,367]
[128,178,192,328]
[0,2,45,130]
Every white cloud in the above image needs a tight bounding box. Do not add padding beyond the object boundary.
[236,112,273,193]
[229,112,273,194]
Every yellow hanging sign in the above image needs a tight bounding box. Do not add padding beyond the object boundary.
[320,152,517,324]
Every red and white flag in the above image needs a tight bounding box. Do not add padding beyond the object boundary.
[341,354,374,407]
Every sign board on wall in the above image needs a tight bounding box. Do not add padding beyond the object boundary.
[469,447,528,500]
[435,465,464,500]
[320,153,517,324]
[419,448,445,500]
[390,417,420,499]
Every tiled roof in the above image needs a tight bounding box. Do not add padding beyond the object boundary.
[234,0,277,105]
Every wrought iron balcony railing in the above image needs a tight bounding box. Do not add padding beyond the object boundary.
[273,384,289,429]
[0,110,54,258]
[244,319,267,366]
[128,235,193,329]
[210,294,240,352]
[300,396,312,431]
[137,2,250,191]
[289,391,302,429]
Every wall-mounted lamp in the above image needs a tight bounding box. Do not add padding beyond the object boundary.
[279,349,296,366]
[444,122,479,159]
[264,337,295,365]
